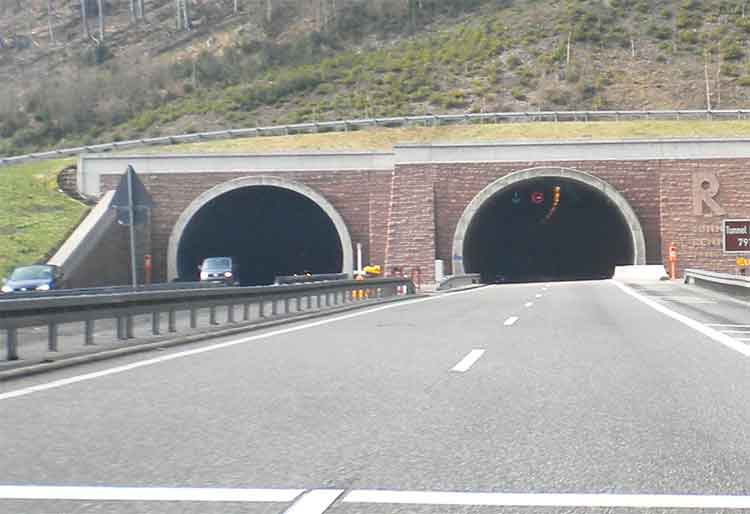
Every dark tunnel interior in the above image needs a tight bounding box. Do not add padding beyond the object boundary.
[464,178,634,283]
[178,186,343,285]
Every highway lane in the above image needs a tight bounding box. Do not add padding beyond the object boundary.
[2,280,750,513]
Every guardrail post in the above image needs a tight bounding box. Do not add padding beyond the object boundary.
[325,293,331,307]
[125,315,135,339]
[48,322,59,352]
[295,296,301,312]
[243,303,250,321]
[152,312,160,335]
[259,301,265,318]
[227,303,236,323]
[117,316,126,340]
[271,298,278,316]
[307,295,312,310]
[190,307,198,329]
[284,297,290,314]
[209,305,218,325]
[6,328,18,361]
[85,319,95,345]
[168,309,177,333]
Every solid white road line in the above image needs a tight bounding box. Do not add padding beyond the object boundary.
[707,324,750,328]
[504,316,519,326]
[283,489,343,514]
[342,490,750,509]
[720,330,750,334]
[611,281,750,357]
[0,289,488,402]
[524,302,533,308]
[0,486,303,503]
[451,349,485,372]
[535,293,542,298]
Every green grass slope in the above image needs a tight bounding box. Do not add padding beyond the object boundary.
[0,159,88,278]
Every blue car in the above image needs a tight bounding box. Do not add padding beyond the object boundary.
[1,264,66,293]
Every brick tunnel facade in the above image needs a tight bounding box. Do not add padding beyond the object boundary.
[79,139,750,285]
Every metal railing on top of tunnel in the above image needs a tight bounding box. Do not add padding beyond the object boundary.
[3,109,750,167]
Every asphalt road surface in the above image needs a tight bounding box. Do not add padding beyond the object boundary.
[2,279,750,514]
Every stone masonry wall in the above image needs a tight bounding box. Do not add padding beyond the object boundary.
[96,156,750,285]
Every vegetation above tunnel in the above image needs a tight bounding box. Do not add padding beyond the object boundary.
[6,0,750,157]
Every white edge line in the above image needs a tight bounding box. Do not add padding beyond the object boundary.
[451,349,485,373]
[611,281,750,357]
[284,489,344,514]
[0,486,304,503]
[0,288,486,402]
[342,490,750,509]
[720,330,750,334]
[524,302,533,308]
[504,316,519,326]
[707,324,750,327]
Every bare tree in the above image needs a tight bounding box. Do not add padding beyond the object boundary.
[47,0,55,44]
[176,0,191,30]
[97,0,104,41]
[79,0,89,39]
[129,0,136,22]
[137,0,144,18]
[234,0,239,13]
[266,0,272,23]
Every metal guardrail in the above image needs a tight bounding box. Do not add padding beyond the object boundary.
[0,281,219,300]
[274,273,349,285]
[0,277,415,361]
[3,109,750,167]
[436,274,481,291]
[684,268,750,298]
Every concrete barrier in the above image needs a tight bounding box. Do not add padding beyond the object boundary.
[437,274,481,291]
[613,265,669,282]
[684,268,750,300]
[46,191,135,288]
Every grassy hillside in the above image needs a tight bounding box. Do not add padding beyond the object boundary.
[0,159,87,277]
[5,1,750,157]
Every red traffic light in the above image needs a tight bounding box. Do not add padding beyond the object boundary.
[531,191,544,204]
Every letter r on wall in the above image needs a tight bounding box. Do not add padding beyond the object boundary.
[692,171,726,216]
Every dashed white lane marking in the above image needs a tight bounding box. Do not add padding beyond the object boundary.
[451,349,485,372]
[284,489,343,514]
[343,490,750,509]
[0,486,303,503]
[0,288,488,402]
[612,281,750,357]
[535,294,543,298]
[504,316,519,326]
[524,302,533,308]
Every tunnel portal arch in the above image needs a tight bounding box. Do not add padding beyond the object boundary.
[451,167,646,278]
[167,176,354,283]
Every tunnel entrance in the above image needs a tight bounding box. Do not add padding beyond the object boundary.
[462,176,636,283]
[175,184,347,285]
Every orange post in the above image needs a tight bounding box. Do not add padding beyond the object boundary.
[668,243,677,280]
[144,254,152,285]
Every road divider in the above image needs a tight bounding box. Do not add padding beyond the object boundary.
[0,278,415,363]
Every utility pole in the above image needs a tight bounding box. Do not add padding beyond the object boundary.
[97,0,104,41]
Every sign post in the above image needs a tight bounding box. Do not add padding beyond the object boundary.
[111,165,153,288]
